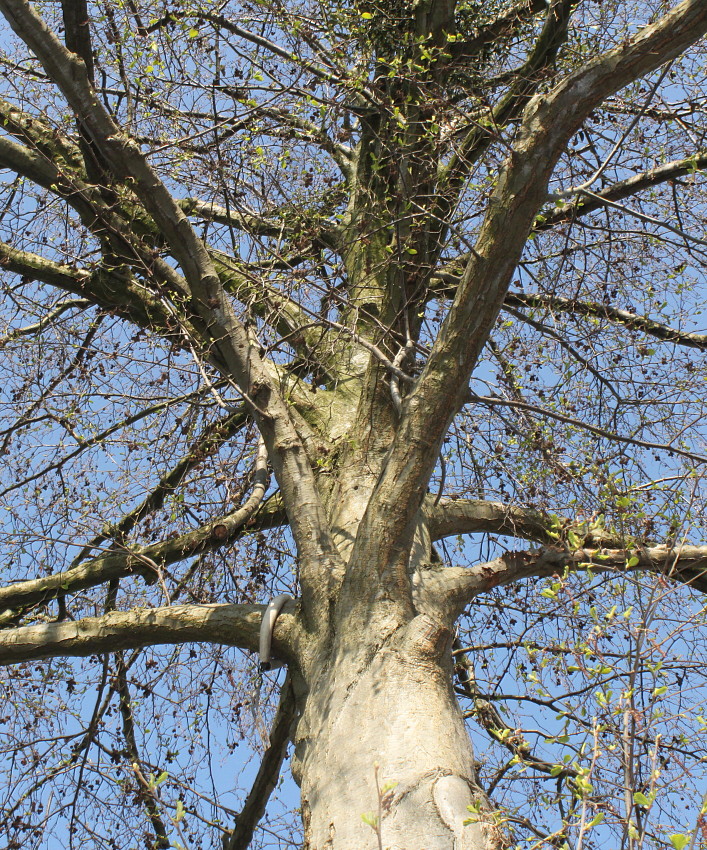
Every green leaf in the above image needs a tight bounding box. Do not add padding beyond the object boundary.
[633,792,651,807]
[669,834,691,850]
[188,28,199,37]
[361,813,379,829]
[360,11,373,18]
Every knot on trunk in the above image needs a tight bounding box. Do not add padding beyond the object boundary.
[405,613,452,662]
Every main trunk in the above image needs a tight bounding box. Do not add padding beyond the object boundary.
[291,612,502,850]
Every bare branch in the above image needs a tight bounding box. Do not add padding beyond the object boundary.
[0,297,91,349]
[115,651,171,848]
[440,543,707,616]
[145,11,348,90]
[454,641,569,780]
[467,392,707,465]
[0,476,276,614]
[0,239,182,331]
[505,291,707,351]
[0,602,297,667]
[225,675,296,850]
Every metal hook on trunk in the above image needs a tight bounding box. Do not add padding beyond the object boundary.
[258,593,293,672]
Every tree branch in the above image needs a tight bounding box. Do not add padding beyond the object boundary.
[0,470,275,614]
[0,602,297,667]
[77,405,249,559]
[454,640,569,780]
[0,239,176,329]
[225,675,296,850]
[0,297,91,349]
[439,543,707,617]
[504,291,707,351]
[429,498,563,546]
[0,0,342,609]
[467,392,707,465]
[115,651,171,849]
[542,150,707,226]
[450,0,553,62]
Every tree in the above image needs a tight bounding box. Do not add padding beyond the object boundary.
[0,0,707,846]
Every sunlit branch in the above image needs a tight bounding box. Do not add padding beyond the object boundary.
[0,93,82,168]
[542,151,707,225]
[428,498,583,546]
[0,602,295,667]
[573,189,707,248]
[440,543,707,615]
[1,0,343,594]
[552,62,674,201]
[0,239,184,334]
[432,265,707,351]
[251,106,353,174]
[503,304,623,400]
[437,0,578,210]
[344,0,707,605]
[179,198,291,238]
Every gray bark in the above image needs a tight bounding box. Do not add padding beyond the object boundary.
[292,611,500,850]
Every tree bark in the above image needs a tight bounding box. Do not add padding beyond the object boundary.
[292,612,501,850]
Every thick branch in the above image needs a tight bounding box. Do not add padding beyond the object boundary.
[0,602,297,667]
[429,498,562,545]
[179,199,286,238]
[439,544,707,617]
[0,240,174,328]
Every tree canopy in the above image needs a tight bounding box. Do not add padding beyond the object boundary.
[0,0,707,848]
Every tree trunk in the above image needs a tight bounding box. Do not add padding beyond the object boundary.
[292,611,501,850]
